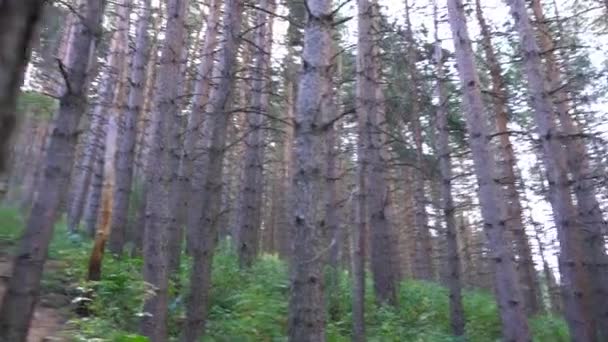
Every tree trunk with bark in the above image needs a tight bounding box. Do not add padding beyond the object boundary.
[139,0,189,340]
[446,0,531,340]
[235,0,276,268]
[182,0,243,340]
[71,0,131,235]
[474,0,541,316]
[531,0,608,336]
[505,0,596,340]
[88,116,118,280]
[109,0,152,255]
[287,0,334,340]
[359,0,398,306]
[182,0,220,254]
[0,0,104,339]
[433,2,465,335]
[275,48,297,260]
[0,0,45,174]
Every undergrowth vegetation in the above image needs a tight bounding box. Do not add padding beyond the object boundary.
[0,207,568,341]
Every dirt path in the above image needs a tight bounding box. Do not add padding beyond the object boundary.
[0,255,67,342]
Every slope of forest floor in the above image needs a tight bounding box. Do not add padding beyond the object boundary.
[0,209,70,341]
[0,206,569,342]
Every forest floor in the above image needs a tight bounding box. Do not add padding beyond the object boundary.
[0,242,69,342]
[0,207,570,341]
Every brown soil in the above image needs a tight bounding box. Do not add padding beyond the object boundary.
[0,253,68,342]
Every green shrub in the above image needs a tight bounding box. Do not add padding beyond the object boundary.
[530,315,569,342]
[0,207,23,244]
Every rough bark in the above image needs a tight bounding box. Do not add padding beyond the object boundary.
[432,2,465,335]
[531,0,608,336]
[505,0,595,340]
[474,0,541,316]
[71,0,131,235]
[108,0,151,255]
[182,0,221,254]
[235,0,276,268]
[82,135,106,236]
[446,0,531,340]
[139,0,189,340]
[287,0,333,340]
[275,49,297,260]
[358,0,398,306]
[0,0,45,174]
[0,0,104,339]
[182,0,243,340]
[16,119,50,209]
[352,186,366,342]
[324,44,342,280]
[88,116,118,280]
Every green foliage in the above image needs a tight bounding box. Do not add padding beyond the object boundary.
[530,315,569,342]
[204,244,289,341]
[0,208,569,341]
[17,91,57,119]
[463,290,501,342]
[0,206,22,244]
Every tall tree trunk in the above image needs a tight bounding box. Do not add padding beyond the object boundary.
[531,0,608,336]
[109,0,152,255]
[88,0,131,269]
[88,116,118,280]
[433,2,465,336]
[324,43,342,297]
[71,0,131,235]
[474,0,541,316]
[235,0,276,268]
[352,186,366,342]
[67,100,102,233]
[359,0,398,306]
[505,0,595,340]
[404,0,434,282]
[0,0,45,174]
[182,0,221,254]
[446,0,531,340]
[83,133,106,237]
[0,0,104,340]
[182,0,243,340]
[139,0,189,340]
[16,119,50,209]
[275,49,297,260]
[287,0,333,340]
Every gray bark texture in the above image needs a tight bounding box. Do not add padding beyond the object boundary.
[475,0,541,316]
[0,0,104,340]
[505,0,596,340]
[530,0,608,336]
[69,0,131,234]
[0,0,45,174]
[446,0,531,340]
[287,0,334,340]
[358,0,398,306]
[109,0,151,255]
[433,2,465,335]
[182,0,221,254]
[183,0,243,340]
[83,135,106,236]
[275,49,297,260]
[235,0,276,268]
[139,0,189,340]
